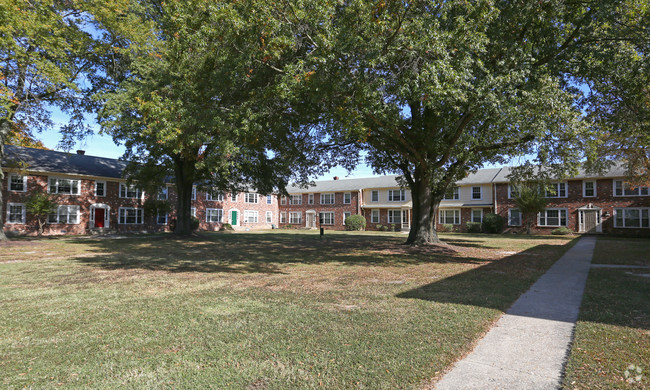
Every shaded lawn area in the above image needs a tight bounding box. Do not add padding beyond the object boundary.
[590,236,650,266]
[563,237,650,390]
[1,231,574,389]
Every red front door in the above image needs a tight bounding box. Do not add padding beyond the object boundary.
[94,208,105,228]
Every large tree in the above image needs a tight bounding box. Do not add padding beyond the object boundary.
[282,0,646,245]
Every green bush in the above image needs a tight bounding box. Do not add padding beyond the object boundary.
[220,223,234,231]
[465,222,482,233]
[481,213,504,233]
[551,227,572,235]
[439,224,453,232]
[190,216,200,231]
[345,215,366,231]
[375,224,383,231]
[381,225,389,231]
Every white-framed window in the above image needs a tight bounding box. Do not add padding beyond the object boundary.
[244,210,258,223]
[266,195,272,204]
[47,205,80,224]
[508,209,522,226]
[9,174,27,192]
[538,208,568,227]
[308,194,314,204]
[231,193,237,202]
[118,207,143,224]
[191,207,196,217]
[388,189,406,202]
[320,193,335,204]
[613,180,650,197]
[371,209,380,223]
[388,209,401,224]
[582,181,596,197]
[614,208,650,228]
[94,181,106,197]
[471,186,482,200]
[545,182,567,198]
[443,187,460,200]
[266,211,273,223]
[508,184,519,199]
[157,211,168,225]
[280,195,286,205]
[439,209,460,225]
[344,192,352,204]
[206,208,223,223]
[343,212,351,224]
[191,186,197,200]
[371,190,379,202]
[245,193,258,203]
[290,194,302,205]
[49,177,80,195]
[471,209,483,223]
[6,203,25,224]
[280,211,287,223]
[206,190,224,201]
[157,186,168,200]
[289,212,302,224]
[319,211,334,225]
[119,183,142,199]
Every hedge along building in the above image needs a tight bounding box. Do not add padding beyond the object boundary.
[2,145,278,236]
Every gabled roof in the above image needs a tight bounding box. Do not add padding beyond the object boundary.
[456,168,502,185]
[2,144,127,179]
[492,164,627,183]
[287,175,404,193]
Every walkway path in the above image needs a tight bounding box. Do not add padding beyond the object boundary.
[434,236,596,390]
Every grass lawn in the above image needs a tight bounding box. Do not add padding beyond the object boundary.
[563,237,650,390]
[0,231,574,389]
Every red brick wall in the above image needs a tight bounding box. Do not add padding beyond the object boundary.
[278,192,359,230]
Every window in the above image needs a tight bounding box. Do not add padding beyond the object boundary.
[244,210,259,223]
[6,203,25,224]
[371,190,379,202]
[545,182,567,198]
[206,190,224,201]
[191,186,197,200]
[583,181,596,197]
[290,195,302,205]
[388,210,401,224]
[118,207,143,224]
[266,195,272,204]
[280,212,287,223]
[9,174,27,192]
[119,183,141,199]
[614,208,650,228]
[245,193,258,203]
[471,209,483,223]
[49,177,80,195]
[206,208,223,223]
[443,187,460,200]
[343,212,351,224]
[191,207,196,217]
[308,194,314,204]
[319,212,334,225]
[280,195,286,205]
[231,193,237,202]
[95,181,106,197]
[320,193,334,204]
[439,209,460,225]
[47,205,80,224]
[344,192,352,204]
[614,180,650,196]
[289,212,302,224]
[388,189,405,202]
[157,187,168,200]
[538,208,568,227]
[266,211,273,223]
[371,209,380,223]
[157,212,168,225]
[472,186,482,200]
[508,209,522,226]
[508,184,519,199]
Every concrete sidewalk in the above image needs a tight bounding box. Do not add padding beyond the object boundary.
[434,236,596,390]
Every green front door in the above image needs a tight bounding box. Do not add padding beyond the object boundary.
[231,210,238,225]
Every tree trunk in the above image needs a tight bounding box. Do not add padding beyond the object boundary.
[405,173,441,245]
[173,157,196,236]
[38,220,44,236]
[0,124,9,241]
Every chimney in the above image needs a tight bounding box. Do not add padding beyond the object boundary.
[333,176,339,180]
[76,150,85,155]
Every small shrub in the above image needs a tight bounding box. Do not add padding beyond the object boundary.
[439,224,453,232]
[345,215,366,231]
[390,224,397,232]
[551,227,572,235]
[190,216,200,231]
[482,213,504,233]
[375,224,383,231]
[381,225,389,231]
[220,223,234,231]
[465,222,482,233]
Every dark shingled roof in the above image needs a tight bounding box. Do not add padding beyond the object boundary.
[2,144,127,179]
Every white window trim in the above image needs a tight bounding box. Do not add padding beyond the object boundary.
[308,194,314,204]
[320,193,335,205]
[118,207,144,225]
[119,183,143,199]
[94,181,107,197]
[157,186,168,200]
[157,211,168,225]
[471,186,483,201]
[280,195,286,205]
[280,211,287,223]
[537,208,568,227]
[231,193,238,202]
[290,194,302,205]
[508,208,522,226]
[245,192,259,204]
[289,211,302,224]
[266,211,273,223]
[343,192,352,204]
[191,186,197,200]
[6,203,26,224]
[191,207,196,218]
[439,209,461,225]
[206,208,223,223]
[443,187,460,201]
[471,208,483,223]
[613,180,650,197]
[582,180,596,198]
[387,209,402,224]
[244,210,259,223]
[47,205,81,225]
[614,208,650,228]
[371,190,379,202]
[544,182,568,198]
[266,195,272,205]
[371,209,380,223]
[343,212,351,225]
[507,184,519,199]
[319,211,335,225]
[49,176,81,195]
[388,189,406,202]
[8,174,27,192]
[206,190,224,201]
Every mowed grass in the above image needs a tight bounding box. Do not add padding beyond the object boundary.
[563,237,650,390]
[1,231,574,389]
